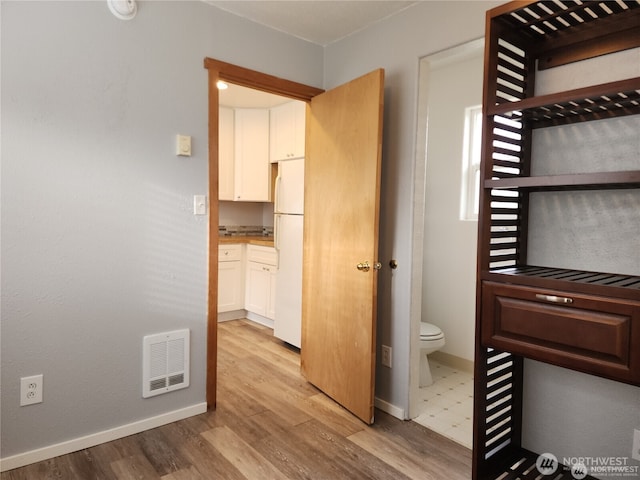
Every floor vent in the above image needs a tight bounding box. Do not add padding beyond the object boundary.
[142,329,190,398]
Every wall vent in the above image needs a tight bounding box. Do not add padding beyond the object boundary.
[142,329,190,398]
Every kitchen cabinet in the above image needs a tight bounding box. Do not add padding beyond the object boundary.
[472,2,640,479]
[219,108,270,201]
[235,108,270,201]
[245,245,277,319]
[269,101,305,162]
[217,244,244,313]
[218,107,235,201]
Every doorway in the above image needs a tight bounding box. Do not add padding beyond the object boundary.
[203,58,323,407]
[410,39,484,448]
[204,61,384,425]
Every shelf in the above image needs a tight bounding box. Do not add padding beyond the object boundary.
[483,265,640,301]
[479,448,599,480]
[489,77,640,128]
[484,171,640,191]
[495,2,640,71]
[475,3,640,479]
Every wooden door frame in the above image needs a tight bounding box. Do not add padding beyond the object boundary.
[203,58,323,407]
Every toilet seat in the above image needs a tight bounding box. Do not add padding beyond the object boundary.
[420,322,444,341]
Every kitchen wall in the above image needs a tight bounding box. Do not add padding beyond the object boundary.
[1,0,322,461]
[219,202,274,229]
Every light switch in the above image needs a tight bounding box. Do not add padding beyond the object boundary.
[193,195,207,215]
[176,135,192,156]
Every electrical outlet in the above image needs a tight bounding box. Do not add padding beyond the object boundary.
[632,429,640,461]
[20,374,43,406]
[381,345,392,368]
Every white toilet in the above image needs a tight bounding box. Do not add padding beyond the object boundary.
[419,322,446,387]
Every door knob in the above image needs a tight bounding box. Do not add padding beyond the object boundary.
[357,261,382,272]
[357,261,370,272]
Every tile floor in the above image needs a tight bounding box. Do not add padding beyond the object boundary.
[412,359,474,449]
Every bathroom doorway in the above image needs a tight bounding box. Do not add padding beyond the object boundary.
[410,38,484,448]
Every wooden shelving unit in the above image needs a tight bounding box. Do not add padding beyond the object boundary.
[473,2,640,479]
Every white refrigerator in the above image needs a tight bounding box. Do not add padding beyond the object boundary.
[273,158,304,348]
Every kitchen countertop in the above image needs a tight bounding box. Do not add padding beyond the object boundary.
[219,236,274,247]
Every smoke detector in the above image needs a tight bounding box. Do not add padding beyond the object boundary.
[108,0,137,21]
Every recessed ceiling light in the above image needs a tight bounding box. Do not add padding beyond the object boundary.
[216,81,229,90]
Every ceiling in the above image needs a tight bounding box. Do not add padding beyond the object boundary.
[211,1,418,108]
[205,1,418,46]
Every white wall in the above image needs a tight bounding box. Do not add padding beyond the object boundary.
[0,0,322,460]
[219,202,269,227]
[421,42,483,362]
[324,0,502,416]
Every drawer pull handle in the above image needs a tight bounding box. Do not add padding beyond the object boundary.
[535,294,573,304]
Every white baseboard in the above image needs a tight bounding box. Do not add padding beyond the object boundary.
[245,312,274,329]
[0,402,208,472]
[374,396,405,420]
[429,351,474,373]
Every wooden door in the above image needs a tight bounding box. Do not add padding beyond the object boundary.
[301,69,384,424]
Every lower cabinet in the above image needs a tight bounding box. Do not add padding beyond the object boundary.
[245,245,277,320]
[217,243,277,322]
[482,281,640,384]
[218,244,244,313]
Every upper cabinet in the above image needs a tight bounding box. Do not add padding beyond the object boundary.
[219,107,235,201]
[219,108,271,202]
[270,101,306,162]
[235,109,270,201]
[219,100,306,201]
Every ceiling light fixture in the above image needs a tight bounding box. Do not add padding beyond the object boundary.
[108,0,137,21]
[216,81,229,90]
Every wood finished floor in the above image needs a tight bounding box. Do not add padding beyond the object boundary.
[2,319,471,479]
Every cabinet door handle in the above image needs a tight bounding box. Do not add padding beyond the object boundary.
[535,293,573,304]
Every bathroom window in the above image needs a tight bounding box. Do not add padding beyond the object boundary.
[460,105,482,221]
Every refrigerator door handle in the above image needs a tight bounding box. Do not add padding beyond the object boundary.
[274,172,282,213]
[274,214,281,252]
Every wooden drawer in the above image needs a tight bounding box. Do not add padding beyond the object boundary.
[482,281,640,385]
[246,245,277,266]
[218,244,242,262]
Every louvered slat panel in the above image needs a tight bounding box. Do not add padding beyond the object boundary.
[490,242,518,251]
[493,120,522,136]
[493,131,522,147]
[492,146,522,159]
[491,207,519,215]
[481,348,516,460]
[490,230,520,239]
[495,40,527,106]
